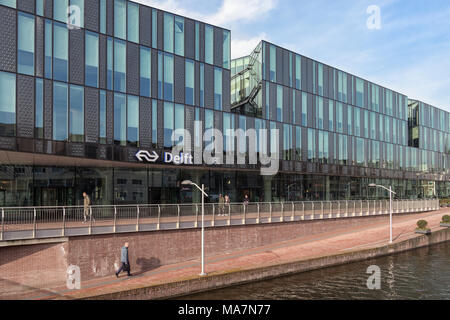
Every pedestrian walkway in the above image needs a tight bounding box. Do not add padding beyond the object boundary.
[2,208,448,300]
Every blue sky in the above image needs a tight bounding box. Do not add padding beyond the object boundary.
[137,0,450,112]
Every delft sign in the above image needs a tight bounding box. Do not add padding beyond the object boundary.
[135,150,194,165]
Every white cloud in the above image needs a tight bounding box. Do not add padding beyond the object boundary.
[231,33,267,59]
[207,0,278,26]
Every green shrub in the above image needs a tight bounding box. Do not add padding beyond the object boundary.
[442,215,450,223]
[417,220,428,229]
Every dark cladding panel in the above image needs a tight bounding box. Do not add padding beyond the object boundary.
[139,5,151,47]
[36,17,44,78]
[157,11,163,51]
[139,97,151,149]
[44,79,53,141]
[283,86,290,124]
[295,90,301,124]
[85,0,99,32]
[276,47,282,85]
[16,75,35,138]
[85,87,99,144]
[199,23,205,62]
[99,34,106,89]
[283,50,289,87]
[223,69,231,112]
[17,0,35,13]
[69,29,85,85]
[185,19,195,60]
[204,64,214,109]
[185,106,194,152]
[106,0,113,36]
[106,91,113,144]
[269,82,276,121]
[157,100,164,146]
[127,42,139,95]
[44,0,53,19]
[0,6,16,73]
[174,55,185,104]
[213,27,223,68]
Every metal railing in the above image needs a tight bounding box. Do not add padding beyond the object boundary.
[0,199,440,242]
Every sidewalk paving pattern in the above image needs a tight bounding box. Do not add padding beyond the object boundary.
[1,208,448,300]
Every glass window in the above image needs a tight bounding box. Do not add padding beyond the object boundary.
[164,13,174,54]
[99,90,106,144]
[295,126,301,161]
[107,37,113,90]
[0,72,15,137]
[205,25,213,65]
[152,9,157,49]
[114,93,126,146]
[69,85,84,142]
[295,55,301,89]
[318,64,323,96]
[53,82,68,141]
[164,102,174,148]
[364,110,369,138]
[175,16,184,56]
[140,46,151,97]
[85,31,99,87]
[308,128,315,162]
[337,103,343,133]
[370,112,376,139]
[18,13,35,76]
[200,63,204,107]
[164,53,174,101]
[70,0,84,28]
[265,82,270,119]
[114,0,126,40]
[35,78,43,139]
[100,0,106,34]
[354,107,360,137]
[185,60,194,105]
[54,0,68,23]
[347,105,353,136]
[289,53,293,87]
[175,104,185,147]
[317,97,323,129]
[53,23,68,82]
[114,39,126,93]
[127,1,139,43]
[0,0,16,8]
[270,45,276,82]
[127,95,139,147]
[356,138,365,166]
[152,100,157,145]
[277,85,283,122]
[292,89,296,124]
[283,124,292,160]
[158,52,163,99]
[195,22,200,61]
[238,115,247,154]
[214,68,222,110]
[223,30,231,69]
[356,78,364,108]
[44,20,52,79]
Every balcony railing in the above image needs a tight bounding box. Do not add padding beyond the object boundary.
[0,199,440,242]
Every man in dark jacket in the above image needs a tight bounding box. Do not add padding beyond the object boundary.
[115,242,131,277]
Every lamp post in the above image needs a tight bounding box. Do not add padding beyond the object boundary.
[369,183,396,244]
[182,180,208,276]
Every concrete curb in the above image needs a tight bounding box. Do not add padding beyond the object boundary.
[80,227,450,300]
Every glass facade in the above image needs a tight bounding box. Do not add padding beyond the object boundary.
[0,2,448,206]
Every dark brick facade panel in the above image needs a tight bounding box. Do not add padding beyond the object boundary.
[85,0,99,32]
[139,97,151,149]
[127,42,140,96]
[44,79,53,141]
[157,11,163,51]
[174,55,185,104]
[139,5,151,47]
[17,75,35,138]
[0,6,16,73]
[222,69,231,112]
[106,91,113,144]
[214,27,223,68]
[106,0,113,36]
[85,87,99,144]
[204,64,214,109]
[44,0,53,19]
[157,100,164,146]
[69,29,85,85]
[185,19,195,60]
[17,0,35,14]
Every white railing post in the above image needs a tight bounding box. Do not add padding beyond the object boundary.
[89,207,92,235]
[312,202,315,220]
[113,206,117,233]
[281,203,284,222]
[269,202,272,223]
[345,201,349,217]
[62,207,66,237]
[360,201,363,216]
[157,205,161,230]
[243,203,246,225]
[33,208,37,239]
[302,202,305,220]
[320,201,324,219]
[137,205,140,231]
[176,205,180,229]
[337,201,340,218]
[212,204,215,227]
[257,203,260,224]
[291,202,295,221]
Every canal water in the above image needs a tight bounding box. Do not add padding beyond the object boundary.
[180,241,450,300]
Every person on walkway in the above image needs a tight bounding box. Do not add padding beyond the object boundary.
[218,194,225,216]
[243,194,249,206]
[116,242,132,277]
[224,194,230,216]
[82,192,92,223]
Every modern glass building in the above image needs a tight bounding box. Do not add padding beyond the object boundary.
[0,0,449,207]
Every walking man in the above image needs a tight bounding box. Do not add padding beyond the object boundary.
[224,195,230,216]
[218,194,225,216]
[82,192,92,223]
[116,242,132,277]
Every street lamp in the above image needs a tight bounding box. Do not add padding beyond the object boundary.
[369,183,396,244]
[181,180,208,276]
